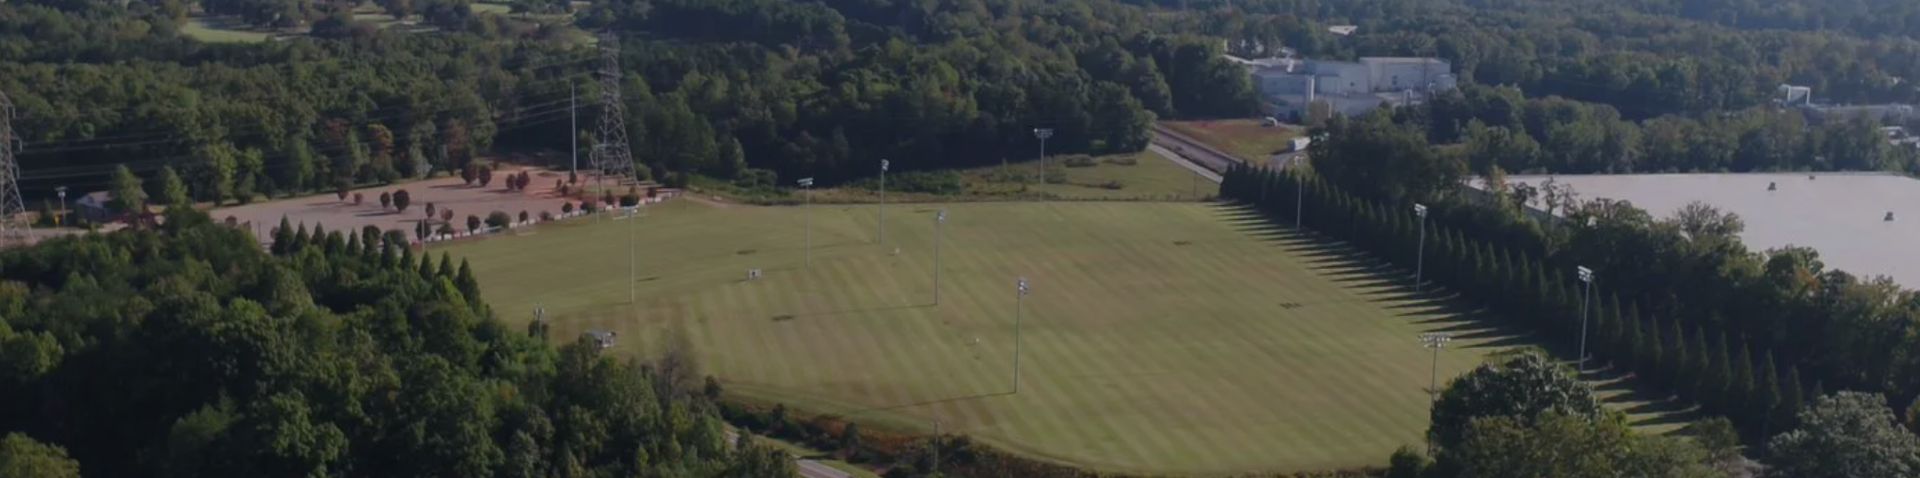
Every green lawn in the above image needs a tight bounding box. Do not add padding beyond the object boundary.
[181,16,274,43]
[806,152,1213,203]
[441,200,1683,475]
[1162,119,1301,162]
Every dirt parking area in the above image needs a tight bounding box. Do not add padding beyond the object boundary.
[214,166,601,242]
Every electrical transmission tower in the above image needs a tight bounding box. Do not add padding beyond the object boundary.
[0,91,28,244]
[591,32,637,184]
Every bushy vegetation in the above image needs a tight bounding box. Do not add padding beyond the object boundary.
[0,209,794,476]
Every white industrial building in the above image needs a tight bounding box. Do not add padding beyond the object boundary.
[1236,55,1458,120]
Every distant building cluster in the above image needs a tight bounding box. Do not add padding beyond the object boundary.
[1227,54,1458,121]
[1779,83,1916,128]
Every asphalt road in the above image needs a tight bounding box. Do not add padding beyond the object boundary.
[1148,124,1241,176]
[723,428,852,478]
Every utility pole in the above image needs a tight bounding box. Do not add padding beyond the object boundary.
[799,177,814,267]
[932,419,941,477]
[878,159,888,244]
[1014,277,1029,393]
[934,209,946,305]
[0,91,26,244]
[1414,203,1428,291]
[1577,266,1595,373]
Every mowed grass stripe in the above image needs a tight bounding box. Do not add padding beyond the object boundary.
[442,200,1671,475]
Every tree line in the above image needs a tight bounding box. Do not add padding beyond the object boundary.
[0,207,794,476]
[1226,112,1920,454]
[1396,349,1920,477]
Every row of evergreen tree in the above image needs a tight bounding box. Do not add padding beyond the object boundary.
[1221,164,1810,439]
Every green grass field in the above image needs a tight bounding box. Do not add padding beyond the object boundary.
[801,152,1213,203]
[441,199,1684,474]
[181,16,275,43]
[1162,119,1301,162]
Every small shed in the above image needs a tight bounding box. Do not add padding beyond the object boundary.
[73,191,116,223]
[584,330,618,350]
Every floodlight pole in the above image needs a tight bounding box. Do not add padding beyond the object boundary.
[800,178,814,267]
[55,186,66,227]
[1033,128,1053,185]
[1577,266,1594,373]
[1293,157,1305,229]
[934,209,947,305]
[629,206,637,305]
[1414,203,1428,291]
[1420,332,1452,455]
[1014,277,1029,394]
[569,82,577,179]
[879,159,889,244]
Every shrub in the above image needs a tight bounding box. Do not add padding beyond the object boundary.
[486,211,511,229]
[425,202,436,219]
[460,167,476,185]
[1060,155,1098,168]
[1101,180,1125,190]
[561,202,575,214]
[568,171,578,184]
[352,192,364,205]
[393,190,411,212]
[1043,167,1068,184]
[601,190,615,206]
[554,179,564,191]
[518,211,529,223]
[335,181,350,200]
[436,223,455,236]
[479,165,496,187]
[539,211,553,221]
[379,191,392,209]
[1104,155,1139,166]
[440,209,454,222]
[415,221,430,240]
[466,215,481,232]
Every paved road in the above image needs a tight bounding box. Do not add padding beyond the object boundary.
[1148,143,1221,183]
[1148,123,1241,176]
[723,428,852,478]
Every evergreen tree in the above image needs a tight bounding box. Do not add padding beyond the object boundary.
[345,232,362,256]
[418,252,437,280]
[272,216,294,255]
[1692,327,1720,407]
[455,259,481,307]
[1643,316,1666,386]
[1781,367,1806,429]
[1731,341,1756,420]
[292,223,310,252]
[160,165,191,208]
[437,252,456,278]
[1712,332,1743,414]
[324,231,345,255]
[1759,351,1783,435]
[400,246,416,271]
[1623,311,1645,375]
[1667,319,1689,390]
[1600,294,1625,363]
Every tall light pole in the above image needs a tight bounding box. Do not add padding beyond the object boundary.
[1414,203,1428,291]
[1577,266,1595,373]
[1033,128,1053,184]
[1420,332,1452,455]
[1293,157,1305,229]
[54,186,66,227]
[934,209,946,305]
[799,177,814,267]
[1014,276,1029,393]
[628,205,637,305]
[569,82,577,180]
[878,159,889,244]
[1419,332,1453,402]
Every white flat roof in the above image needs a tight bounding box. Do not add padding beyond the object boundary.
[1495,173,1920,287]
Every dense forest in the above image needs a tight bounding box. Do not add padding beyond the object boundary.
[0,0,1263,206]
[0,208,796,476]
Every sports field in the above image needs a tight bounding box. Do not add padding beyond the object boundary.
[1161,119,1301,163]
[443,199,1622,474]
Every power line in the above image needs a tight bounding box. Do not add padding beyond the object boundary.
[0,91,28,241]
